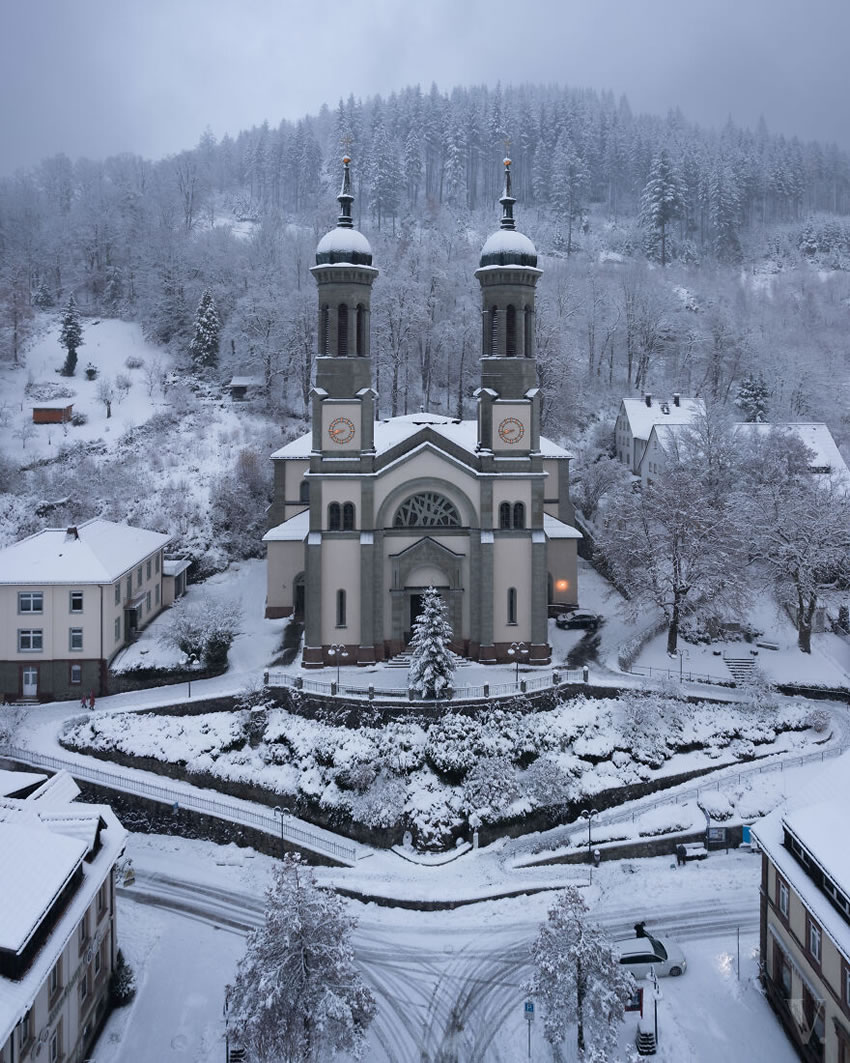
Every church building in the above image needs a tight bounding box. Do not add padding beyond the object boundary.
[264,157,580,666]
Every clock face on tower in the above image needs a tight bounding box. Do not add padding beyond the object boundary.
[328,416,356,445]
[497,416,525,445]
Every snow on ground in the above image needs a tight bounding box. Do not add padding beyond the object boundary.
[0,317,175,461]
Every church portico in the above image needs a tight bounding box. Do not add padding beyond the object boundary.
[264,156,580,670]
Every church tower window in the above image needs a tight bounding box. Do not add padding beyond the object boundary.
[513,502,525,529]
[337,304,349,356]
[499,502,512,529]
[393,493,461,528]
[506,305,517,357]
[524,306,533,358]
[328,502,341,530]
[299,480,310,503]
[488,306,498,356]
[356,304,365,356]
[320,305,329,355]
[342,502,355,530]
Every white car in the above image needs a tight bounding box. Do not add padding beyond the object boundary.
[614,934,687,978]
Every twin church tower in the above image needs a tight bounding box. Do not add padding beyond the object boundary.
[264,157,579,666]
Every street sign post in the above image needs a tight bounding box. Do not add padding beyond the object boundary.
[524,1000,534,1058]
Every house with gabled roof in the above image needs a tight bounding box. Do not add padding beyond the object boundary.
[0,518,171,702]
[614,394,705,475]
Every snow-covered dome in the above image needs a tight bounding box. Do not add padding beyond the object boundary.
[315,226,373,266]
[479,228,537,268]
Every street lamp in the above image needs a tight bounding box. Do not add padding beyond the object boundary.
[327,643,349,689]
[273,805,291,858]
[678,647,690,683]
[185,653,198,698]
[507,641,528,686]
[579,807,599,883]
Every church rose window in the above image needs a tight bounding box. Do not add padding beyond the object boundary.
[393,492,461,528]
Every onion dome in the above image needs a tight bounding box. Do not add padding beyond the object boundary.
[479,158,537,268]
[315,156,373,266]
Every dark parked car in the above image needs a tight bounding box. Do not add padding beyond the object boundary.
[555,610,601,631]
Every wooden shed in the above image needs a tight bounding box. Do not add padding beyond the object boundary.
[32,404,73,424]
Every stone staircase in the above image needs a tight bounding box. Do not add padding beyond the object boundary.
[385,650,469,670]
[723,655,757,683]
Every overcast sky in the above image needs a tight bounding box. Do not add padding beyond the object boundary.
[2,0,849,175]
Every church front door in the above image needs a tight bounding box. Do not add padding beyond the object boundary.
[406,593,424,644]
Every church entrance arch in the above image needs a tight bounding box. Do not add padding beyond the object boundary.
[389,538,464,650]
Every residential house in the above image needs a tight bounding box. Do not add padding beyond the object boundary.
[0,519,171,702]
[0,768,127,1063]
[752,754,850,1062]
[614,394,704,475]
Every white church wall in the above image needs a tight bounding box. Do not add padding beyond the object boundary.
[320,538,362,644]
[266,540,304,617]
[492,538,533,641]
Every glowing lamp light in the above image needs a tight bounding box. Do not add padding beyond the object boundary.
[555,579,569,592]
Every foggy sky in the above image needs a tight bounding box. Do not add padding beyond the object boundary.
[2,0,849,175]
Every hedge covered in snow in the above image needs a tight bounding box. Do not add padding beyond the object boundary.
[62,689,816,849]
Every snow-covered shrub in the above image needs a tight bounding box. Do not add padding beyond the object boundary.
[350,773,407,829]
[523,756,578,809]
[806,707,830,734]
[424,713,479,780]
[698,791,734,821]
[124,355,144,369]
[110,949,136,1006]
[376,722,426,774]
[462,756,520,822]
[158,595,243,668]
[620,692,667,768]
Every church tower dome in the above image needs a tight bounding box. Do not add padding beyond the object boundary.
[479,158,538,268]
[316,155,373,266]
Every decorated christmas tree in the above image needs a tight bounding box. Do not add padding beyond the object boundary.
[408,586,455,699]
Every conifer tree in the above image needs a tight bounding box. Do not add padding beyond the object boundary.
[735,374,769,422]
[640,149,686,266]
[59,294,84,376]
[189,288,220,370]
[408,586,455,699]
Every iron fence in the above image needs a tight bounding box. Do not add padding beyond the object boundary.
[265,669,584,701]
[0,744,358,865]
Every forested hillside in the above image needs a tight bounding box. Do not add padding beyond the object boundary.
[2,80,849,561]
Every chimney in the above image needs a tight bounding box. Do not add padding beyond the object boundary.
[673,393,680,407]
[66,526,79,540]
[644,394,652,408]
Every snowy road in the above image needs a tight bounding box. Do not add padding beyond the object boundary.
[114,857,783,1063]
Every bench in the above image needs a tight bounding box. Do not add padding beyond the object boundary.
[683,843,708,861]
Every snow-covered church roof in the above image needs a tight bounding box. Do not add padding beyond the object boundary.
[270,412,572,462]
[315,226,373,264]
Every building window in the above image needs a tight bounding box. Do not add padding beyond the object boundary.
[94,946,102,977]
[70,664,82,685]
[115,617,121,643]
[18,629,43,651]
[328,502,341,530]
[21,1008,33,1047]
[524,306,533,358]
[320,305,329,355]
[79,971,89,1003]
[136,566,143,588]
[394,493,461,528]
[773,941,792,998]
[777,877,789,918]
[126,575,132,600]
[342,502,355,531]
[803,985,825,1052]
[299,480,310,503]
[70,590,83,613]
[49,958,62,998]
[808,916,822,964]
[336,589,346,628]
[18,591,43,614]
[505,305,517,357]
[146,559,152,580]
[508,587,517,625]
[845,961,850,1009]
[513,502,525,529]
[356,304,365,357]
[155,584,160,606]
[50,1027,61,1063]
[499,502,511,529]
[155,553,160,573]
[146,591,151,613]
[114,583,121,605]
[489,306,498,356]
[69,628,83,652]
[97,879,108,917]
[79,912,89,952]
[337,304,349,356]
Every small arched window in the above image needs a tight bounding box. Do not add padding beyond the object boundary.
[320,305,329,355]
[328,502,341,530]
[342,502,355,530]
[507,587,517,625]
[299,480,310,503]
[524,306,533,359]
[337,304,349,357]
[489,306,498,356]
[506,305,517,357]
[336,589,346,627]
[513,502,525,529]
[499,502,512,529]
[356,304,365,357]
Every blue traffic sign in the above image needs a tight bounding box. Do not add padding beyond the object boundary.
[524,1001,534,1015]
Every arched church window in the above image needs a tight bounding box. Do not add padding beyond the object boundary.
[393,492,461,528]
[507,587,517,625]
[499,502,512,529]
[320,305,329,356]
[356,304,365,357]
[524,306,533,358]
[338,304,349,356]
[506,305,517,357]
[489,306,498,356]
[299,480,310,503]
[328,502,341,530]
[336,589,346,627]
[342,502,355,530]
[513,502,525,529]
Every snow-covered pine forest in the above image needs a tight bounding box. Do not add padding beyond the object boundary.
[2,81,850,567]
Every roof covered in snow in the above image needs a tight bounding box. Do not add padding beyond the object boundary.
[479,229,538,268]
[163,558,192,578]
[0,518,171,586]
[619,396,704,441]
[0,771,127,1044]
[315,226,374,266]
[543,514,582,540]
[263,509,309,543]
[733,423,850,486]
[271,413,571,461]
[0,771,47,798]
